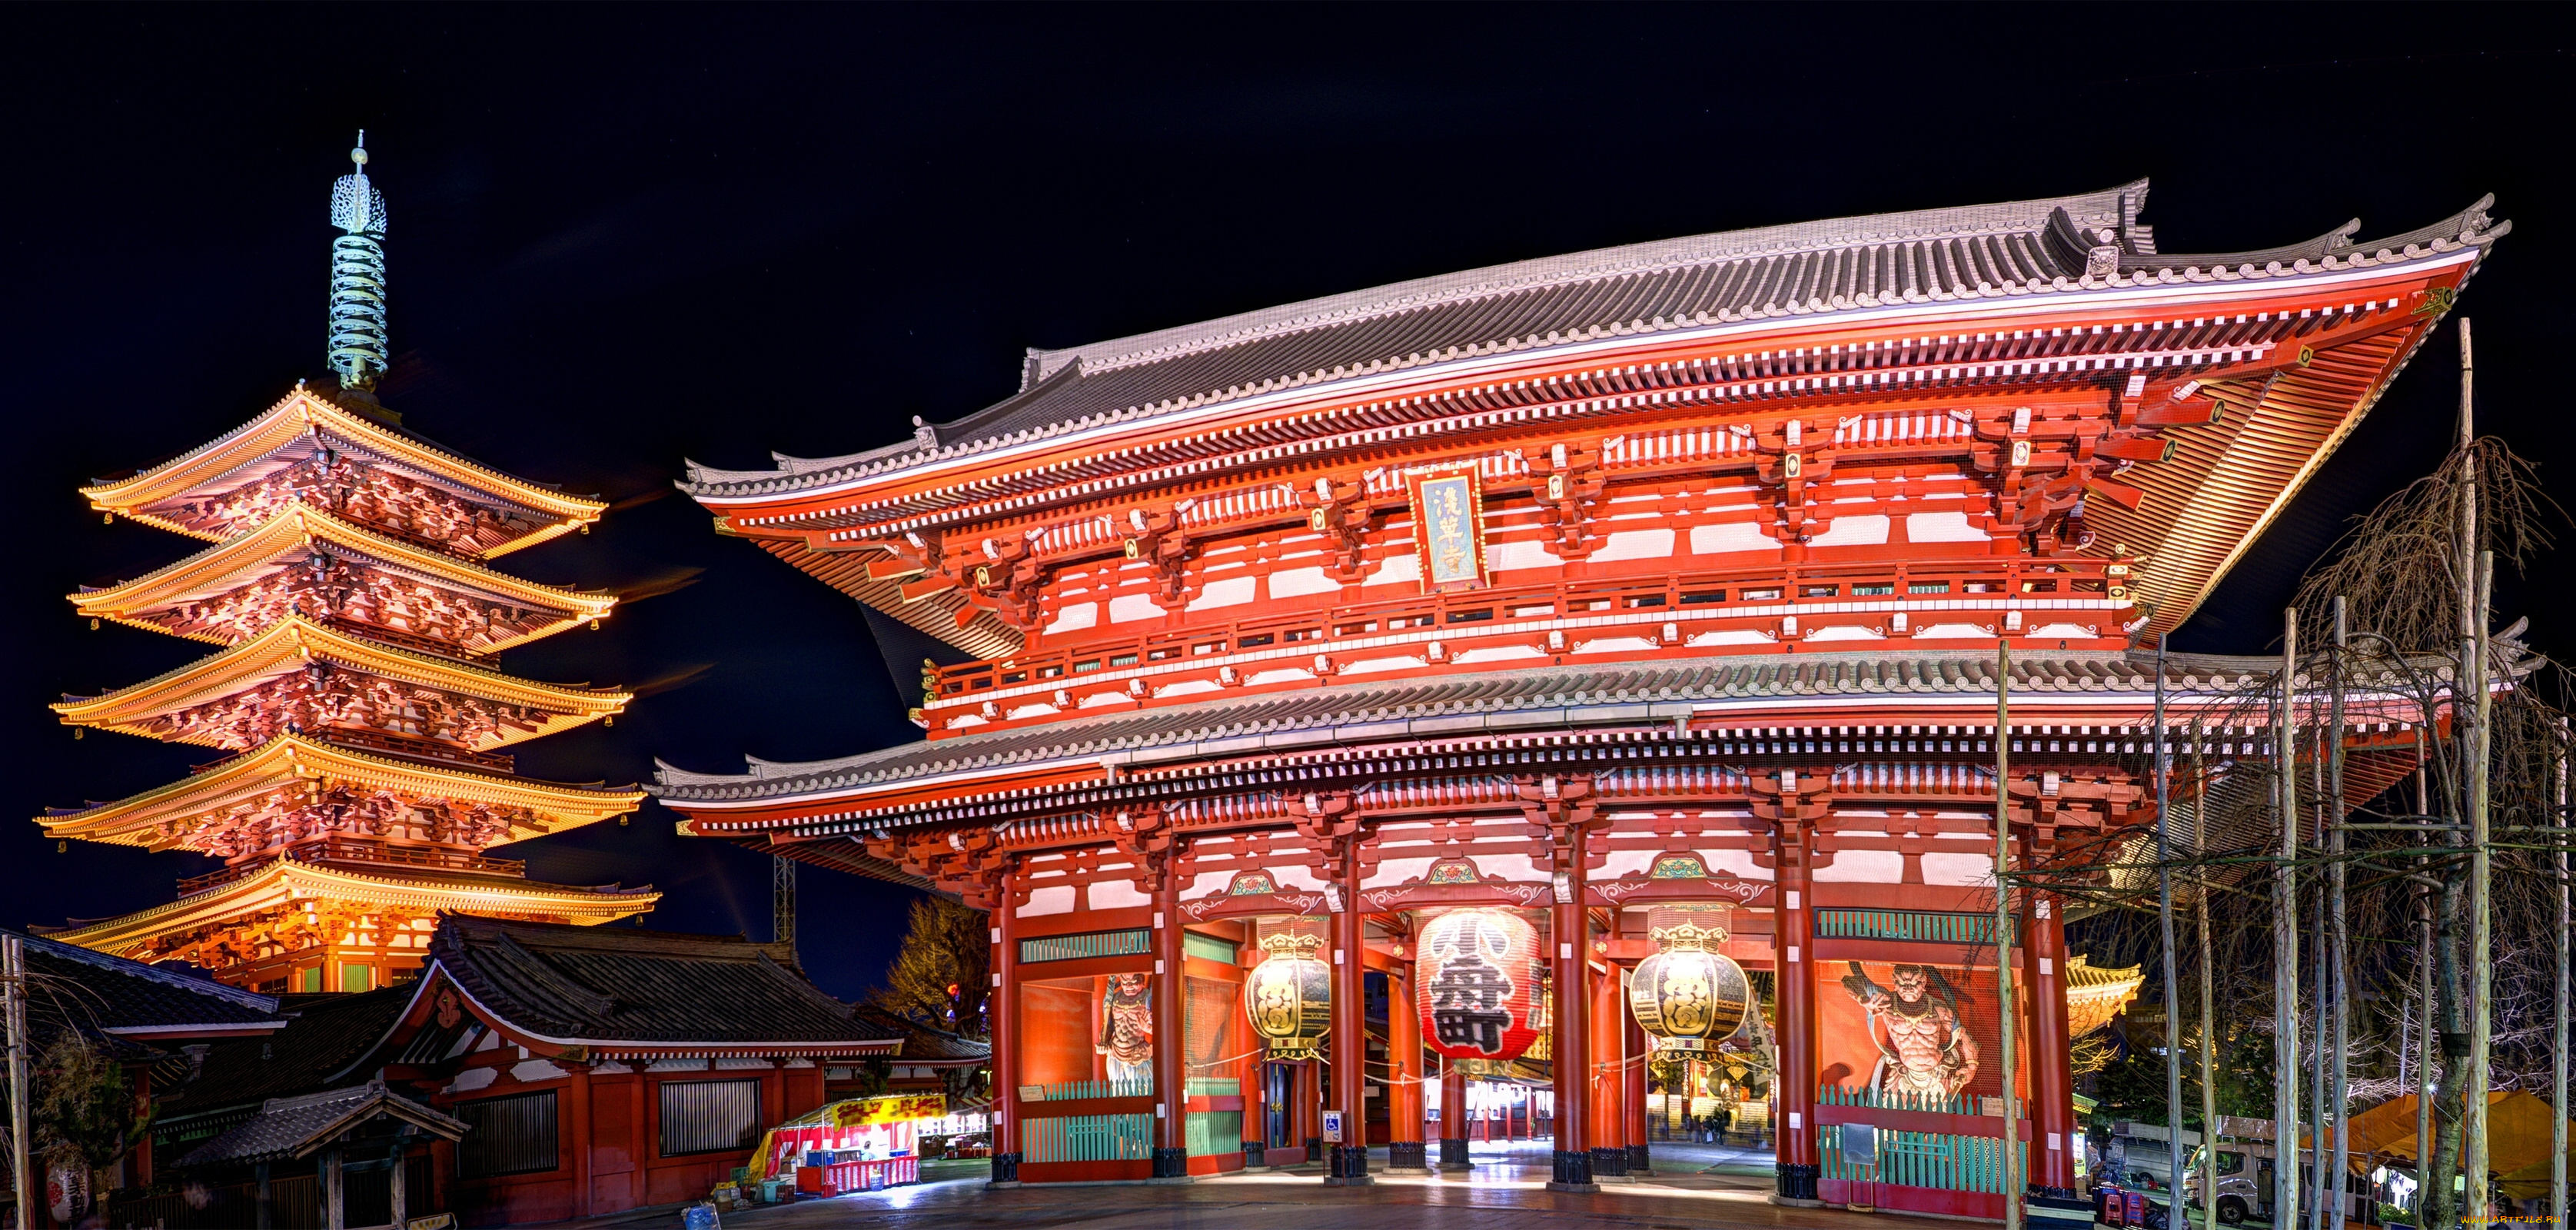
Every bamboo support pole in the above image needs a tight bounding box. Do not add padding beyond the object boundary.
[2274,608,2301,1230]
[1996,640,2021,1230]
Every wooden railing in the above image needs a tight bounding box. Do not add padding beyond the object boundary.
[178,838,526,895]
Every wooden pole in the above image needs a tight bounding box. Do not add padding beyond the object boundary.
[2274,608,2301,1230]
[2154,637,2187,1206]
[2451,317,2489,1221]
[2414,731,2433,1202]
[2328,599,2352,1229]
[389,1131,407,1230]
[324,1145,345,1230]
[2309,718,2332,1230]
[2195,722,2219,1230]
[1995,640,2021,1230]
[4,936,30,1230]
[2466,549,2493,1216]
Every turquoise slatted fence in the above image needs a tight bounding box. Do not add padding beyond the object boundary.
[1022,1113,1155,1163]
[1814,909,2013,946]
[1027,1076,1154,1101]
[1821,1126,2011,1193]
[1021,930,1152,963]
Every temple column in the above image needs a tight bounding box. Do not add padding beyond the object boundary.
[2023,887,2076,1194]
[1387,960,1426,1171]
[1588,959,1628,1179]
[1301,1060,1322,1160]
[1151,870,1190,1180]
[989,868,1022,1186]
[1623,968,1651,1175]
[1548,827,1596,1192]
[1773,823,1821,1205]
[1326,846,1371,1185]
[1440,1061,1470,1170]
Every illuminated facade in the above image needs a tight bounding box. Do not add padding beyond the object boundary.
[652,181,2499,1205]
[38,142,653,993]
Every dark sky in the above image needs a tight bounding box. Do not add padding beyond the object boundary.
[3,6,2571,1000]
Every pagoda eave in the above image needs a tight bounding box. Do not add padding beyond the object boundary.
[42,856,658,961]
[39,733,646,849]
[81,387,608,558]
[52,614,630,750]
[69,504,617,653]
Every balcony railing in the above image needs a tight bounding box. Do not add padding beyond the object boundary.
[928,555,2130,731]
[178,838,527,896]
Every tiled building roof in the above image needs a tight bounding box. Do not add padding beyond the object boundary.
[680,181,2501,501]
[651,646,2335,815]
[175,1080,464,1168]
[428,916,902,1049]
[156,986,415,1122]
[3,929,284,1052]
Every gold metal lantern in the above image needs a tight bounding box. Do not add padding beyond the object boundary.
[1627,905,1753,1052]
[1242,927,1332,1061]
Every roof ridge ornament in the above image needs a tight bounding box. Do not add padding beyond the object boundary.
[327,131,391,391]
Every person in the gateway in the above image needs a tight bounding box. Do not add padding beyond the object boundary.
[1842,962,1979,1099]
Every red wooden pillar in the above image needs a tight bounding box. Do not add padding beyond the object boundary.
[1773,825,1820,1205]
[1622,969,1652,1175]
[1152,873,1189,1180]
[989,875,1022,1185]
[1587,959,1627,1178]
[1326,845,1371,1184]
[568,1063,593,1216]
[1439,1061,1470,1169]
[2024,889,2076,1193]
[1387,962,1426,1170]
[1299,1059,1322,1159]
[1548,828,1594,1191]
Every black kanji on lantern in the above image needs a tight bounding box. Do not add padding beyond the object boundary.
[1426,915,1518,1054]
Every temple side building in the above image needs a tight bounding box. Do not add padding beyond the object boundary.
[38,139,654,994]
[650,181,2501,1206]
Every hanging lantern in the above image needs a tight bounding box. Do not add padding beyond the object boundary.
[1416,907,1546,1061]
[1241,922,1331,1061]
[1628,905,1752,1052]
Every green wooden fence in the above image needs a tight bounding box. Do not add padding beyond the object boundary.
[1813,909,2012,946]
[1021,929,1152,962]
[1028,1076,1155,1101]
[1820,1125,2013,1193]
[1022,1113,1156,1163]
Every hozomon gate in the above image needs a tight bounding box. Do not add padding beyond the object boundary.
[650,181,2504,1207]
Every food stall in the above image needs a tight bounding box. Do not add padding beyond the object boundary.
[750,1093,947,1197]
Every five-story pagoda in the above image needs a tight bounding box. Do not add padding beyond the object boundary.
[37,138,655,994]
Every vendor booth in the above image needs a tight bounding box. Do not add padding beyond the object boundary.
[752,1093,949,1197]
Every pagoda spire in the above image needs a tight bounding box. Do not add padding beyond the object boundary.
[327,131,391,390]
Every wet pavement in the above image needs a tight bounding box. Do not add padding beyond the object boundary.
[528,1139,1933,1230]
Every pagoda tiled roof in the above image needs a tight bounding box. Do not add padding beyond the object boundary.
[650,646,2360,818]
[0,928,285,1051]
[52,615,630,749]
[174,1079,465,1168]
[70,505,617,652]
[425,916,904,1050]
[35,856,659,958]
[679,181,2502,503]
[84,386,607,558]
[36,733,644,851]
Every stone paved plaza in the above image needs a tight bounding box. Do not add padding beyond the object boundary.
[537,1141,1931,1230]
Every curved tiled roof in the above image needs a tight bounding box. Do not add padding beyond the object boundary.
[680,180,2503,502]
[429,916,902,1048]
[650,647,2338,814]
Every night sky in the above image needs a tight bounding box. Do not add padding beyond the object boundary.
[4,7,2572,1000]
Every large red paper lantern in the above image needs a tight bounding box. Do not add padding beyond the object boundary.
[1416,907,1545,1061]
